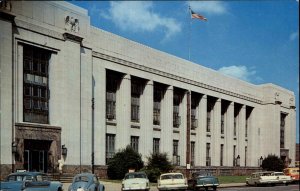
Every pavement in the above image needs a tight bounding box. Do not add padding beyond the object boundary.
[63,181,246,191]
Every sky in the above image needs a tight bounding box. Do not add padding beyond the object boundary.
[69,0,299,143]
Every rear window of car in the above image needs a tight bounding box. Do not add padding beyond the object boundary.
[74,176,89,182]
[7,175,33,182]
[161,174,183,180]
[125,173,147,179]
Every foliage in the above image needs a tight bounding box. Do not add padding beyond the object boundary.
[142,152,173,182]
[261,154,285,172]
[107,145,144,180]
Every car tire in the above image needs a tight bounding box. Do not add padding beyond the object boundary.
[213,186,217,191]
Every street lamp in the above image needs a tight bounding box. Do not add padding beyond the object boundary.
[12,142,17,154]
[62,145,68,156]
[236,155,240,167]
[259,156,263,167]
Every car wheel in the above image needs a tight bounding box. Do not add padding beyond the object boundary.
[254,182,257,187]
[57,187,62,191]
[205,187,208,191]
[213,186,217,191]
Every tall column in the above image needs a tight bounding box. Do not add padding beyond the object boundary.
[0,7,15,172]
[116,74,131,149]
[211,99,221,166]
[161,86,173,158]
[196,95,207,166]
[60,33,83,167]
[140,80,153,161]
[92,59,106,165]
[179,91,188,166]
[238,105,246,166]
[185,91,191,167]
[225,102,234,166]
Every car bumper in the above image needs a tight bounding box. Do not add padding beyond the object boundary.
[158,184,188,190]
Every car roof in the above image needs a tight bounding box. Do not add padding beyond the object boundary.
[125,172,146,175]
[161,173,183,176]
[8,172,46,176]
[74,173,96,177]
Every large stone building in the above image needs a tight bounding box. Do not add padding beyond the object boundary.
[0,1,296,178]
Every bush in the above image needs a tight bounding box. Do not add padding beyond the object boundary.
[107,145,144,179]
[261,154,285,172]
[143,152,173,182]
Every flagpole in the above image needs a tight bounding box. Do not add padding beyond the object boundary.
[188,5,191,61]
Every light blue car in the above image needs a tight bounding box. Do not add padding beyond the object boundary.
[68,173,105,191]
[0,171,63,191]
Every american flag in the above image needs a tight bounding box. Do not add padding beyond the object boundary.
[191,9,207,21]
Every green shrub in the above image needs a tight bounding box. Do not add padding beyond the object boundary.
[261,154,285,172]
[143,152,173,182]
[107,145,144,179]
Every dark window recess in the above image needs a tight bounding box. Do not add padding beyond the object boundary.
[23,45,50,124]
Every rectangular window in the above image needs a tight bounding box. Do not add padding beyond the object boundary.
[221,114,225,134]
[153,86,163,125]
[220,144,224,166]
[207,102,213,133]
[245,146,247,166]
[191,141,195,166]
[153,138,160,154]
[131,81,142,122]
[131,136,139,153]
[23,45,50,124]
[234,117,237,137]
[173,94,181,128]
[106,73,119,120]
[206,143,211,166]
[233,145,236,166]
[280,113,287,149]
[106,134,115,164]
[173,140,180,165]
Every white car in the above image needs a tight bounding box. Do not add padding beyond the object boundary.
[121,172,150,191]
[246,172,278,186]
[272,172,292,185]
[157,173,188,191]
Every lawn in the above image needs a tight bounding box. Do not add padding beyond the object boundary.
[217,175,248,184]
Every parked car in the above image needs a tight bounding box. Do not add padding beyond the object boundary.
[188,171,219,191]
[271,172,292,185]
[246,171,278,186]
[157,172,187,191]
[121,172,150,191]
[0,171,63,191]
[284,167,300,182]
[68,173,105,191]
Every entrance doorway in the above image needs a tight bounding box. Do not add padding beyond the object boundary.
[24,139,51,172]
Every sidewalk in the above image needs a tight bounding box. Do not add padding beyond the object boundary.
[63,181,246,191]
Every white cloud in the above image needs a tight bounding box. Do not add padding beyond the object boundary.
[102,1,181,40]
[189,1,227,15]
[289,31,299,41]
[218,65,258,82]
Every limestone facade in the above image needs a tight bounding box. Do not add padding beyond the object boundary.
[0,1,296,178]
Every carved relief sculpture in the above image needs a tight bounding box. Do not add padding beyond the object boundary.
[65,15,79,33]
[0,0,12,12]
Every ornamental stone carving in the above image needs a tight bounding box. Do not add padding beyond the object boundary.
[64,15,79,33]
[0,0,11,12]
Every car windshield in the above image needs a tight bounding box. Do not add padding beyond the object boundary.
[6,175,34,182]
[274,172,284,176]
[74,176,89,182]
[125,173,147,179]
[161,174,183,180]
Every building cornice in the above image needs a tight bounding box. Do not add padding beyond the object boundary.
[92,51,262,104]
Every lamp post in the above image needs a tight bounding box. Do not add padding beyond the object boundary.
[62,145,67,156]
[12,142,17,172]
[259,156,263,167]
[236,155,240,167]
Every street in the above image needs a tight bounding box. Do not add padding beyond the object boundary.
[219,184,299,191]
[63,182,299,191]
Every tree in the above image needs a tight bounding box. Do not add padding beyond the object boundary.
[261,154,285,172]
[107,145,144,179]
[142,152,173,182]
